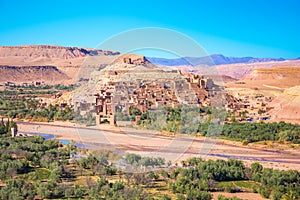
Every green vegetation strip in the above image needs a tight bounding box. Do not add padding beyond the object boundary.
[0,122,299,199]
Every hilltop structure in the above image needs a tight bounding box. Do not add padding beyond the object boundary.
[73,55,218,125]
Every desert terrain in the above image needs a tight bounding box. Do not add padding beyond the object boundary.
[2,45,300,170]
[224,64,300,124]
[2,45,300,125]
[0,45,299,200]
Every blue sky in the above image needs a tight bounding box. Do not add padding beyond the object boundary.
[0,0,299,58]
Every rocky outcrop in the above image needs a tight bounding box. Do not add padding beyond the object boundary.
[112,54,154,66]
[0,65,70,84]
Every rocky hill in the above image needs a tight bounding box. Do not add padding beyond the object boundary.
[0,45,122,84]
[0,65,71,84]
[235,66,300,90]
[268,86,300,124]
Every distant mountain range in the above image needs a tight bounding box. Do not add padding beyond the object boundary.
[1,45,299,84]
[146,54,296,66]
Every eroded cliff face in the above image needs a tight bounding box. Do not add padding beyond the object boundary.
[0,65,71,84]
[0,45,120,59]
[0,45,123,84]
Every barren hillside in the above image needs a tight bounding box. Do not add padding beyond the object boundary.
[269,86,300,124]
[0,45,122,84]
[205,60,300,79]
[224,64,300,124]
[0,65,71,84]
[241,67,300,88]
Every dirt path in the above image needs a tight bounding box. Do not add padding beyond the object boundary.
[262,84,284,90]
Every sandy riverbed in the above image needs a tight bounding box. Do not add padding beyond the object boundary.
[17,121,300,171]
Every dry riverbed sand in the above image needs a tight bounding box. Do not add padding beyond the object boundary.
[17,121,300,171]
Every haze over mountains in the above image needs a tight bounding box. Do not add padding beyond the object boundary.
[147,54,294,66]
[0,45,296,67]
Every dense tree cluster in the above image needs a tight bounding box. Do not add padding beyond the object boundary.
[161,158,300,200]
[124,153,165,167]
[0,126,153,199]
[0,84,76,121]
[0,118,17,135]
[217,195,243,200]
[134,106,300,144]
[219,121,300,144]
[133,106,212,134]
[160,157,300,199]
[251,162,300,199]
[166,158,245,199]
[0,123,71,199]
[1,100,74,121]
[4,83,78,93]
